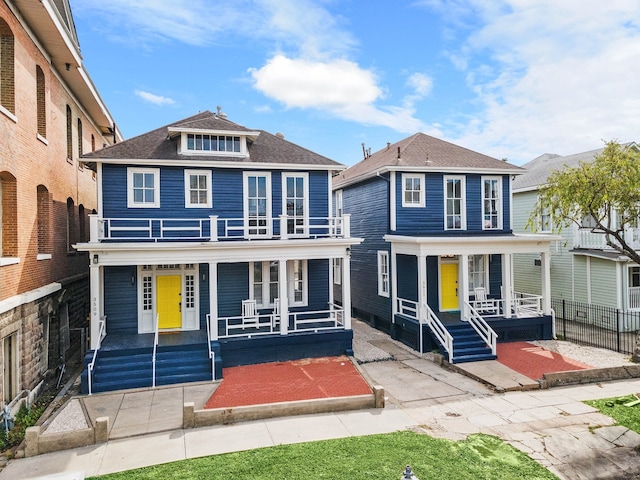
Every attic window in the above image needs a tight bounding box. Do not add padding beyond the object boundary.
[186,133,240,153]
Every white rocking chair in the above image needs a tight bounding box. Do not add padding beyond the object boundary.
[241,299,259,327]
[474,287,497,314]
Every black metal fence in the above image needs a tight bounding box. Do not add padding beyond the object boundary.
[551,298,639,355]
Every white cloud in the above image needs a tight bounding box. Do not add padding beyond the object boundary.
[249,55,428,133]
[135,90,175,106]
[420,0,640,163]
[407,73,433,97]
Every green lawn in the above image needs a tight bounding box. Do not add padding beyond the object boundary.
[585,394,640,434]
[88,431,557,480]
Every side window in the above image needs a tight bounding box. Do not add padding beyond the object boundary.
[0,173,17,258]
[402,174,425,207]
[377,251,390,297]
[36,66,46,138]
[66,105,73,162]
[37,185,51,255]
[184,170,212,208]
[128,168,160,208]
[0,19,15,116]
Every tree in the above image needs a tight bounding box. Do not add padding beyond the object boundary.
[528,140,640,361]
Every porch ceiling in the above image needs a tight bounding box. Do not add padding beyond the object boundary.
[384,233,561,256]
[75,237,363,266]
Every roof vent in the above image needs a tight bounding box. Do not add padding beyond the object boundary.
[216,105,227,118]
[275,132,285,139]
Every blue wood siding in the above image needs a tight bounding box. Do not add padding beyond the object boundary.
[101,165,330,221]
[306,259,329,311]
[394,173,512,235]
[427,256,439,310]
[199,264,210,329]
[104,266,138,335]
[344,176,392,322]
[489,254,502,297]
[397,254,418,301]
[217,263,249,317]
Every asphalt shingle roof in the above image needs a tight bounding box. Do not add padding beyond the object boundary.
[333,133,522,188]
[82,111,343,168]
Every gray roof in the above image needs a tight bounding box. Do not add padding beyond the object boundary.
[513,143,637,192]
[82,111,343,168]
[333,133,523,188]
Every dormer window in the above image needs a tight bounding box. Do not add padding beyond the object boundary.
[186,133,240,153]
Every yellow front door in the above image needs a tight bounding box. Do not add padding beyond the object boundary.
[440,263,459,311]
[157,275,182,329]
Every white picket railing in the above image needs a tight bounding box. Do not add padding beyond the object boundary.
[574,227,640,250]
[87,317,107,396]
[464,302,498,355]
[629,287,640,310]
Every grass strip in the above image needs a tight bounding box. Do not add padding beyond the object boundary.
[89,431,557,480]
[585,394,640,434]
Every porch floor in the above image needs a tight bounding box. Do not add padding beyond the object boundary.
[100,330,208,351]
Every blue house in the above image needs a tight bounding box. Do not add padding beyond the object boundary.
[76,111,361,393]
[333,134,558,363]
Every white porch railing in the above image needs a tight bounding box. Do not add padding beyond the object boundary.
[205,310,216,381]
[92,214,350,242]
[396,298,454,361]
[469,292,544,318]
[464,302,498,355]
[152,314,159,388]
[212,306,345,339]
[629,287,640,310]
[574,227,640,250]
[87,316,107,396]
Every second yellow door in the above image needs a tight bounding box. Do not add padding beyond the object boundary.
[157,275,182,329]
[440,263,459,311]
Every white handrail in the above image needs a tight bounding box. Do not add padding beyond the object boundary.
[465,302,498,355]
[152,314,159,388]
[87,317,107,395]
[424,305,454,362]
[206,314,215,381]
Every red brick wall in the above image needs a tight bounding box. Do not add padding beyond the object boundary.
[0,3,109,301]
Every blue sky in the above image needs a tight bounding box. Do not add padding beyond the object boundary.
[71,0,640,167]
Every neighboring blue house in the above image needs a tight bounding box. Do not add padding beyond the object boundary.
[333,134,558,363]
[76,111,361,393]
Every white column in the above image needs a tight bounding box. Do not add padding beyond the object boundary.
[328,258,334,307]
[279,260,289,335]
[502,253,513,318]
[541,252,552,314]
[418,255,427,322]
[460,255,469,319]
[89,262,101,350]
[389,172,396,232]
[391,246,398,317]
[209,262,218,341]
[342,253,352,330]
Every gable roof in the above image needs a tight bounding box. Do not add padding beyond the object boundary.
[512,142,638,192]
[333,133,523,189]
[82,111,343,169]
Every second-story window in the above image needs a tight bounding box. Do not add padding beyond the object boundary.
[283,173,307,235]
[445,176,466,230]
[184,170,212,208]
[244,172,271,237]
[186,134,240,153]
[482,177,502,230]
[402,174,425,207]
[128,167,160,208]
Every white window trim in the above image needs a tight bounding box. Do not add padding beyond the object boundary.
[468,254,489,293]
[377,251,390,297]
[333,258,342,285]
[402,173,425,208]
[444,175,466,230]
[178,132,247,156]
[482,176,502,230]
[282,172,309,236]
[628,265,640,311]
[127,167,160,208]
[288,260,308,307]
[243,172,272,237]
[184,169,212,208]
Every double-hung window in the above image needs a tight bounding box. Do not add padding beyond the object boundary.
[444,176,465,230]
[250,260,308,308]
[482,177,502,230]
[128,167,159,208]
[402,174,425,207]
[377,251,390,297]
[629,266,640,310]
[184,170,212,208]
[283,173,308,236]
[468,254,487,292]
[538,199,552,233]
[244,172,271,237]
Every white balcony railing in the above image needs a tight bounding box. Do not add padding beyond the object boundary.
[629,287,640,310]
[574,227,640,250]
[89,214,350,242]
[208,305,345,340]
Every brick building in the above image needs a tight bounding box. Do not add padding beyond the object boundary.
[0,0,121,409]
